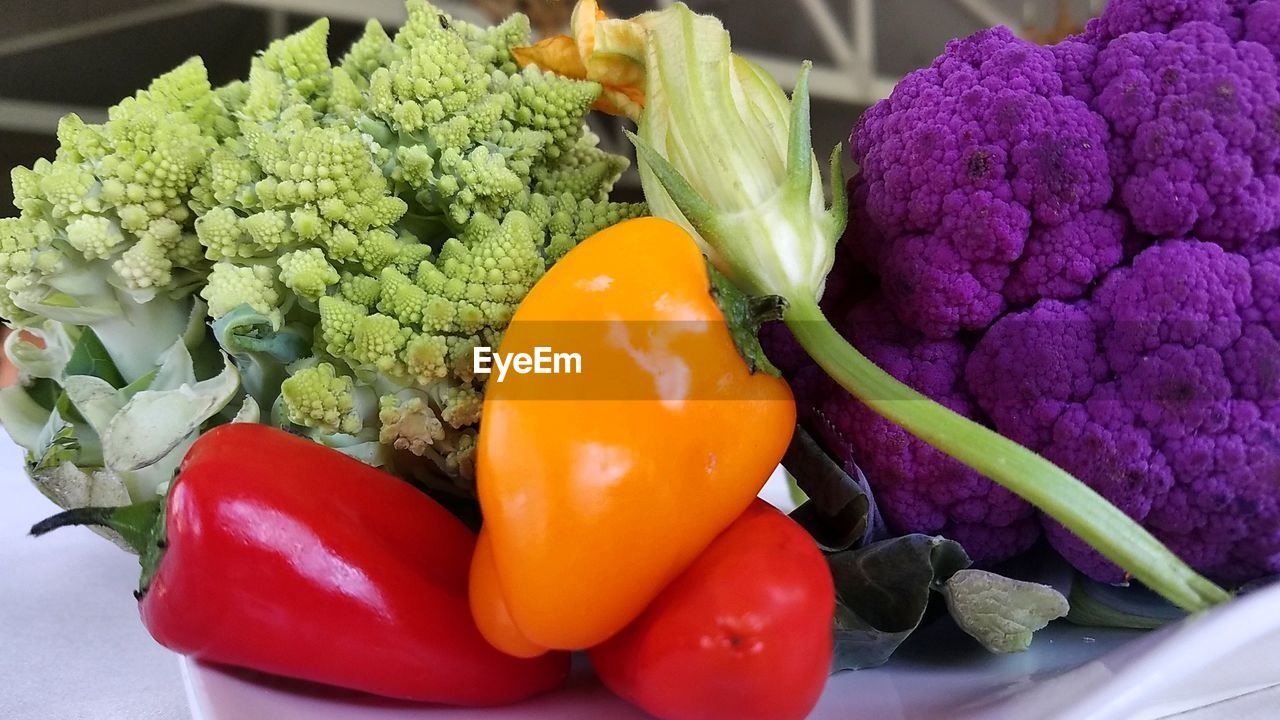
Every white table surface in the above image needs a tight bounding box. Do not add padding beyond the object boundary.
[0,438,190,720]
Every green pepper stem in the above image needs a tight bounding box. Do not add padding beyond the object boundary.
[783,297,1231,613]
[30,501,160,553]
[31,500,167,598]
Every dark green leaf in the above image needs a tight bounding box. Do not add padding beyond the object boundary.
[64,328,125,388]
[54,390,86,426]
[783,426,884,552]
[212,306,311,363]
[1066,575,1184,629]
[28,423,80,473]
[829,534,970,671]
[121,368,160,400]
[26,377,62,411]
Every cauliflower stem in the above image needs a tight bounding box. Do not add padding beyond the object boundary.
[784,297,1231,611]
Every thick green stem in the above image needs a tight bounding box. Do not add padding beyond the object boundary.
[92,295,194,384]
[783,297,1231,612]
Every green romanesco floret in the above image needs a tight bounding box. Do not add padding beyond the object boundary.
[259,18,333,110]
[0,57,229,390]
[280,362,362,434]
[2,59,221,313]
[339,272,382,307]
[533,131,631,202]
[340,20,397,86]
[201,263,282,325]
[317,294,365,357]
[349,313,411,375]
[64,216,125,260]
[277,248,339,300]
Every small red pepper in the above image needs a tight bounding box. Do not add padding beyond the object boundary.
[590,499,835,720]
[31,424,569,705]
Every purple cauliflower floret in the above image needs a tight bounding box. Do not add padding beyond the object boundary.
[851,26,1122,338]
[772,0,1280,586]
[970,241,1280,583]
[1093,18,1280,242]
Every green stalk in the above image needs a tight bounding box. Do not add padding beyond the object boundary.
[784,297,1230,612]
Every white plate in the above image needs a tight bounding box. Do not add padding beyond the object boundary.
[184,579,1280,720]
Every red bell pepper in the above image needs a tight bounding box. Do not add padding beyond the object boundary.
[31,423,569,705]
[590,499,835,720]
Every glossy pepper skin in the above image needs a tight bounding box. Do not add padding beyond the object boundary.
[472,217,796,652]
[33,424,569,705]
[591,500,835,720]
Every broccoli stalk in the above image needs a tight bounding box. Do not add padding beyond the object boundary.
[78,293,196,384]
[626,3,1229,611]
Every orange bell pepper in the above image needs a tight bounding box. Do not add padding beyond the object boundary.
[470,217,795,653]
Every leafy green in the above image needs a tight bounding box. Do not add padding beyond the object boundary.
[942,569,1069,653]
[782,426,883,552]
[778,431,1073,670]
[824,533,1071,670]
[1066,576,1184,630]
[706,262,786,377]
[64,328,125,388]
[828,534,970,671]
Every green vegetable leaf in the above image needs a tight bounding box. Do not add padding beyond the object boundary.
[212,304,311,363]
[25,377,62,411]
[103,356,240,473]
[828,534,970,671]
[942,569,1069,653]
[211,304,311,408]
[782,426,884,552]
[29,422,81,473]
[0,384,55,450]
[1066,576,1184,629]
[64,328,126,388]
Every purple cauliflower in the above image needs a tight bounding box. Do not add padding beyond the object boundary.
[774,0,1280,584]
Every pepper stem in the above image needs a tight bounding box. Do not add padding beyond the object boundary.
[783,297,1231,612]
[706,261,787,376]
[31,500,167,598]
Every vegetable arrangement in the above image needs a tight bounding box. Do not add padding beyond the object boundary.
[2,0,1274,718]
[535,0,1229,610]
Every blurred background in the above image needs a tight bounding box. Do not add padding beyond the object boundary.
[0,0,1107,375]
[0,0,1108,208]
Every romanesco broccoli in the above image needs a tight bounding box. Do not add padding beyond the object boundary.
[0,0,645,505]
